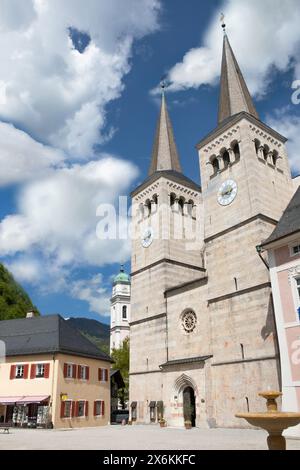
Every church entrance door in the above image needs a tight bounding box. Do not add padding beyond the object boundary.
[183,386,196,427]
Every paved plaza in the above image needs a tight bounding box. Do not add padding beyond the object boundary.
[0,425,300,450]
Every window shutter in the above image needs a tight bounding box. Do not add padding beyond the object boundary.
[60,402,65,419]
[94,401,97,417]
[77,365,81,379]
[44,363,50,379]
[101,401,105,416]
[72,365,77,379]
[86,366,90,381]
[85,401,89,417]
[63,363,68,378]
[75,401,79,417]
[105,369,109,382]
[10,365,16,380]
[98,368,101,381]
[23,364,29,379]
[72,401,76,418]
[30,364,36,379]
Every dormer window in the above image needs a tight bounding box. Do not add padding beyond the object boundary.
[292,244,300,256]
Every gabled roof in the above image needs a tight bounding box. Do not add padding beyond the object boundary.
[0,315,112,362]
[218,34,259,124]
[262,187,300,246]
[148,92,182,175]
[131,170,201,198]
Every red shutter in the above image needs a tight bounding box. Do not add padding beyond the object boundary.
[72,401,76,418]
[85,401,89,417]
[60,402,65,419]
[63,363,68,378]
[75,401,79,417]
[94,401,97,417]
[105,369,109,382]
[10,365,16,380]
[86,367,90,381]
[30,364,36,379]
[102,401,105,417]
[98,368,101,381]
[44,363,50,379]
[77,365,81,379]
[72,365,77,379]
[23,364,29,379]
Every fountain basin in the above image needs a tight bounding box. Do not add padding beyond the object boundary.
[235,412,300,433]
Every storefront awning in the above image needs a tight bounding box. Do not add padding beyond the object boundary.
[0,397,23,405]
[16,396,50,405]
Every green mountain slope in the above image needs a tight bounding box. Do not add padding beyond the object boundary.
[0,264,39,321]
[67,317,110,355]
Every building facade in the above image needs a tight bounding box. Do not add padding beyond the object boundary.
[261,187,300,436]
[129,29,296,428]
[0,315,111,428]
[110,266,131,352]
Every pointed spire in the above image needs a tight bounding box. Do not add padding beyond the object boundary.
[218,29,259,124]
[148,86,182,176]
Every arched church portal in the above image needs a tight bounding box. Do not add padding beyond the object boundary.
[183,386,196,427]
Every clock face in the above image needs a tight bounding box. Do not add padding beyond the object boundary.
[218,179,238,206]
[142,227,154,248]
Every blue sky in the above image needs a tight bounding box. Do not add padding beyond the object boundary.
[0,0,300,324]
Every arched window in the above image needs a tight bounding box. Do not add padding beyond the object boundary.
[222,150,230,169]
[122,305,127,320]
[178,197,185,214]
[263,145,269,161]
[170,193,176,210]
[145,199,151,216]
[254,139,261,156]
[187,200,194,216]
[272,150,279,167]
[211,157,220,175]
[139,203,144,220]
[232,141,240,161]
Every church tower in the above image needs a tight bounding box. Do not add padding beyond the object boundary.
[196,25,294,426]
[110,266,131,352]
[129,22,295,429]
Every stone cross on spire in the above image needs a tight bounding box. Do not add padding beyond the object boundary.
[148,84,182,176]
[218,23,259,124]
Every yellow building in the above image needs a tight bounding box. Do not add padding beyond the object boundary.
[0,315,112,429]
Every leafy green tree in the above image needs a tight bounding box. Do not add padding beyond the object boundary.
[111,337,130,409]
[0,264,39,320]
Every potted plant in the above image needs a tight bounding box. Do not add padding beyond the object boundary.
[184,419,192,430]
[159,418,167,428]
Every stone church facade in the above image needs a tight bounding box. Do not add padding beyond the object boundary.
[129,30,296,428]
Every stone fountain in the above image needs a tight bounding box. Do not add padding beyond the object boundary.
[236,391,300,450]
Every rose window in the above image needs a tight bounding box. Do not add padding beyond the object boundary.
[182,310,197,333]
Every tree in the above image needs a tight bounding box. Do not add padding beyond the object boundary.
[0,264,39,320]
[111,337,130,409]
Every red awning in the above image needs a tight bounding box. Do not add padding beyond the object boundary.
[0,397,23,405]
[16,396,50,405]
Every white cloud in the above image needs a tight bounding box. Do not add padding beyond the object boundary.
[266,107,300,175]
[0,0,160,158]
[71,274,110,316]
[0,122,64,186]
[0,156,138,263]
[166,0,300,97]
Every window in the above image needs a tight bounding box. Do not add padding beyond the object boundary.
[297,278,300,301]
[232,142,240,161]
[99,368,109,382]
[222,150,230,168]
[181,310,197,334]
[212,157,219,174]
[79,365,89,380]
[16,365,24,378]
[149,401,156,423]
[122,306,127,320]
[254,139,261,156]
[77,401,86,418]
[263,145,269,161]
[36,364,45,378]
[94,401,105,417]
[67,364,74,378]
[64,401,72,418]
[292,245,300,256]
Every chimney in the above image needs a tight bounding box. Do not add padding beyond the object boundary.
[26,311,35,319]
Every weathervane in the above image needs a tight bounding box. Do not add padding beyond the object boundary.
[220,13,226,33]
[160,77,168,95]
